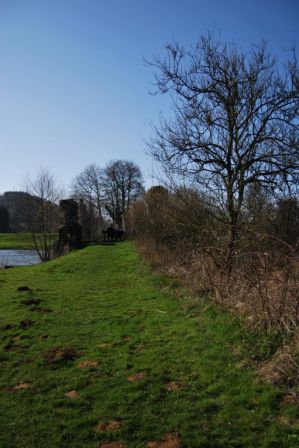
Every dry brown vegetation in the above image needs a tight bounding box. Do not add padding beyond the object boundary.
[125,186,299,386]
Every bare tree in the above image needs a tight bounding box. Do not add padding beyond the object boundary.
[147,34,299,262]
[24,169,63,261]
[70,163,104,221]
[102,160,144,225]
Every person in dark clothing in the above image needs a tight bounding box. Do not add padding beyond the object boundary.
[106,225,115,241]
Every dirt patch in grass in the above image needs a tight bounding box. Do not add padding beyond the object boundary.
[20,319,34,330]
[122,335,131,342]
[13,382,31,391]
[42,347,78,363]
[99,343,113,349]
[98,442,126,448]
[145,433,182,448]
[164,381,182,391]
[78,359,98,369]
[135,344,145,353]
[65,390,79,399]
[94,420,123,433]
[127,371,146,382]
[17,286,32,292]
[21,298,41,306]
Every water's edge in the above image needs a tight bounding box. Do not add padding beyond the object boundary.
[0,249,41,267]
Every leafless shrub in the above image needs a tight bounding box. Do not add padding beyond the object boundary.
[128,186,298,334]
[200,245,298,333]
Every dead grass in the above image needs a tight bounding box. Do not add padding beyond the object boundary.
[13,382,31,391]
[257,330,299,387]
[127,371,146,382]
[94,420,123,433]
[137,240,298,334]
[78,359,98,369]
[164,381,182,391]
[145,433,182,448]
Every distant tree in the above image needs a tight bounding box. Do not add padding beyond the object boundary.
[102,160,144,225]
[0,206,10,232]
[24,169,63,261]
[70,163,104,238]
[147,34,299,263]
[70,163,104,221]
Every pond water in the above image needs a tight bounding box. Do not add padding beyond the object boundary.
[0,250,41,267]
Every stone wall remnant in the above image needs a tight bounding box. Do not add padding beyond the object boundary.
[54,199,82,255]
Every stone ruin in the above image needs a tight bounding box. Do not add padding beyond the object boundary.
[53,199,82,255]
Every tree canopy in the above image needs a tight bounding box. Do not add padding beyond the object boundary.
[147,34,299,255]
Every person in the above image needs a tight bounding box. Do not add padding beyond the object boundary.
[115,225,125,241]
[107,224,115,241]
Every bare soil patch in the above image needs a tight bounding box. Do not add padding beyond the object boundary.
[78,359,98,369]
[13,382,30,391]
[164,381,182,391]
[127,371,146,382]
[65,390,79,399]
[17,286,32,292]
[94,420,123,433]
[145,433,182,448]
[42,347,78,363]
[20,319,34,329]
[99,343,113,349]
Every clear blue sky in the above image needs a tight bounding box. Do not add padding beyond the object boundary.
[0,0,298,193]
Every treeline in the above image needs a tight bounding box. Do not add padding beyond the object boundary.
[70,159,144,239]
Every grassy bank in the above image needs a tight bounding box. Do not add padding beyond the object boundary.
[0,242,298,447]
[0,233,36,249]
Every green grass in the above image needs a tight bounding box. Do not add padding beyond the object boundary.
[0,233,36,249]
[0,242,298,447]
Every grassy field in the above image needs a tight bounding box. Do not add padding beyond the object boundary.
[0,233,36,249]
[0,242,298,447]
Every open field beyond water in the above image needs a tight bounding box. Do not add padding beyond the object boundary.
[0,233,36,249]
[0,241,298,447]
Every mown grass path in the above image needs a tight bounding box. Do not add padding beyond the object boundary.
[0,242,298,447]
